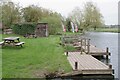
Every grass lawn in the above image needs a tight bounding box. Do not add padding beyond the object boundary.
[1,34,72,78]
[0,53,1,78]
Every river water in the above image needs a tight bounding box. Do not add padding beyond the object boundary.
[83,32,118,78]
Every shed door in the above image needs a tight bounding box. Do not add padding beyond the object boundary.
[35,24,46,37]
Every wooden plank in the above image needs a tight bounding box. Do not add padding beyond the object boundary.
[81,44,110,56]
[61,71,82,76]
[3,37,19,40]
[67,52,113,75]
[0,41,4,45]
[86,45,105,52]
[82,69,113,74]
[73,38,109,56]
[73,41,108,56]
[15,42,25,46]
[89,52,110,56]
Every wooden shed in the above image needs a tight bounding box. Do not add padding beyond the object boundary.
[35,23,49,37]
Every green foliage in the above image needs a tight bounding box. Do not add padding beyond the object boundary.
[66,18,71,32]
[68,7,83,30]
[40,16,62,35]
[64,38,74,44]
[64,45,76,52]
[2,2,21,28]
[12,23,37,35]
[22,5,43,22]
[67,2,104,32]
[83,2,104,30]
[0,4,2,23]
[2,1,63,35]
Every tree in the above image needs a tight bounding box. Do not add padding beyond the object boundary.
[68,7,84,32]
[2,1,21,28]
[68,7,82,26]
[83,2,104,30]
[0,3,2,23]
[40,13,62,35]
[65,18,71,32]
[21,5,43,22]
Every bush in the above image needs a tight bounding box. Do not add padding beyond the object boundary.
[12,23,37,35]
[64,45,76,52]
[40,16,62,35]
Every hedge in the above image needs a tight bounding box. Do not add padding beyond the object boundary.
[12,23,37,35]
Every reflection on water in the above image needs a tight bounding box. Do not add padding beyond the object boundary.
[83,32,118,78]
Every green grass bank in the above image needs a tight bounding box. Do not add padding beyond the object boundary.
[1,34,72,78]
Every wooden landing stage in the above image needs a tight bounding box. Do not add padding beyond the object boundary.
[73,38,110,56]
[67,52,114,75]
[83,45,110,56]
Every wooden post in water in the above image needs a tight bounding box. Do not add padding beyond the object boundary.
[106,47,109,60]
[87,39,90,54]
[75,62,78,70]
[109,64,112,69]
[109,64,114,74]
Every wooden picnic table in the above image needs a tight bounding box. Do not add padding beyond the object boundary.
[3,37,20,43]
[1,37,25,47]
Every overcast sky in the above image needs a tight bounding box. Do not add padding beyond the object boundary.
[11,0,119,25]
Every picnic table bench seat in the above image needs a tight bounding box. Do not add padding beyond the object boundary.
[0,41,4,45]
[15,42,25,47]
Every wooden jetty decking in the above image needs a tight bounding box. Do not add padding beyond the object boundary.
[83,44,110,56]
[73,39,110,56]
[67,52,114,75]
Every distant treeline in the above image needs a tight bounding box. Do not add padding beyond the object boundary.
[1,1,104,34]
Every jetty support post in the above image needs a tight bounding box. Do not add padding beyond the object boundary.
[84,38,86,50]
[87,39,90,54]
[109,64,112,69]
[75,62,78,70]
[81,39,83,54]
[66,52,68,56]
[106,47,109,60]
